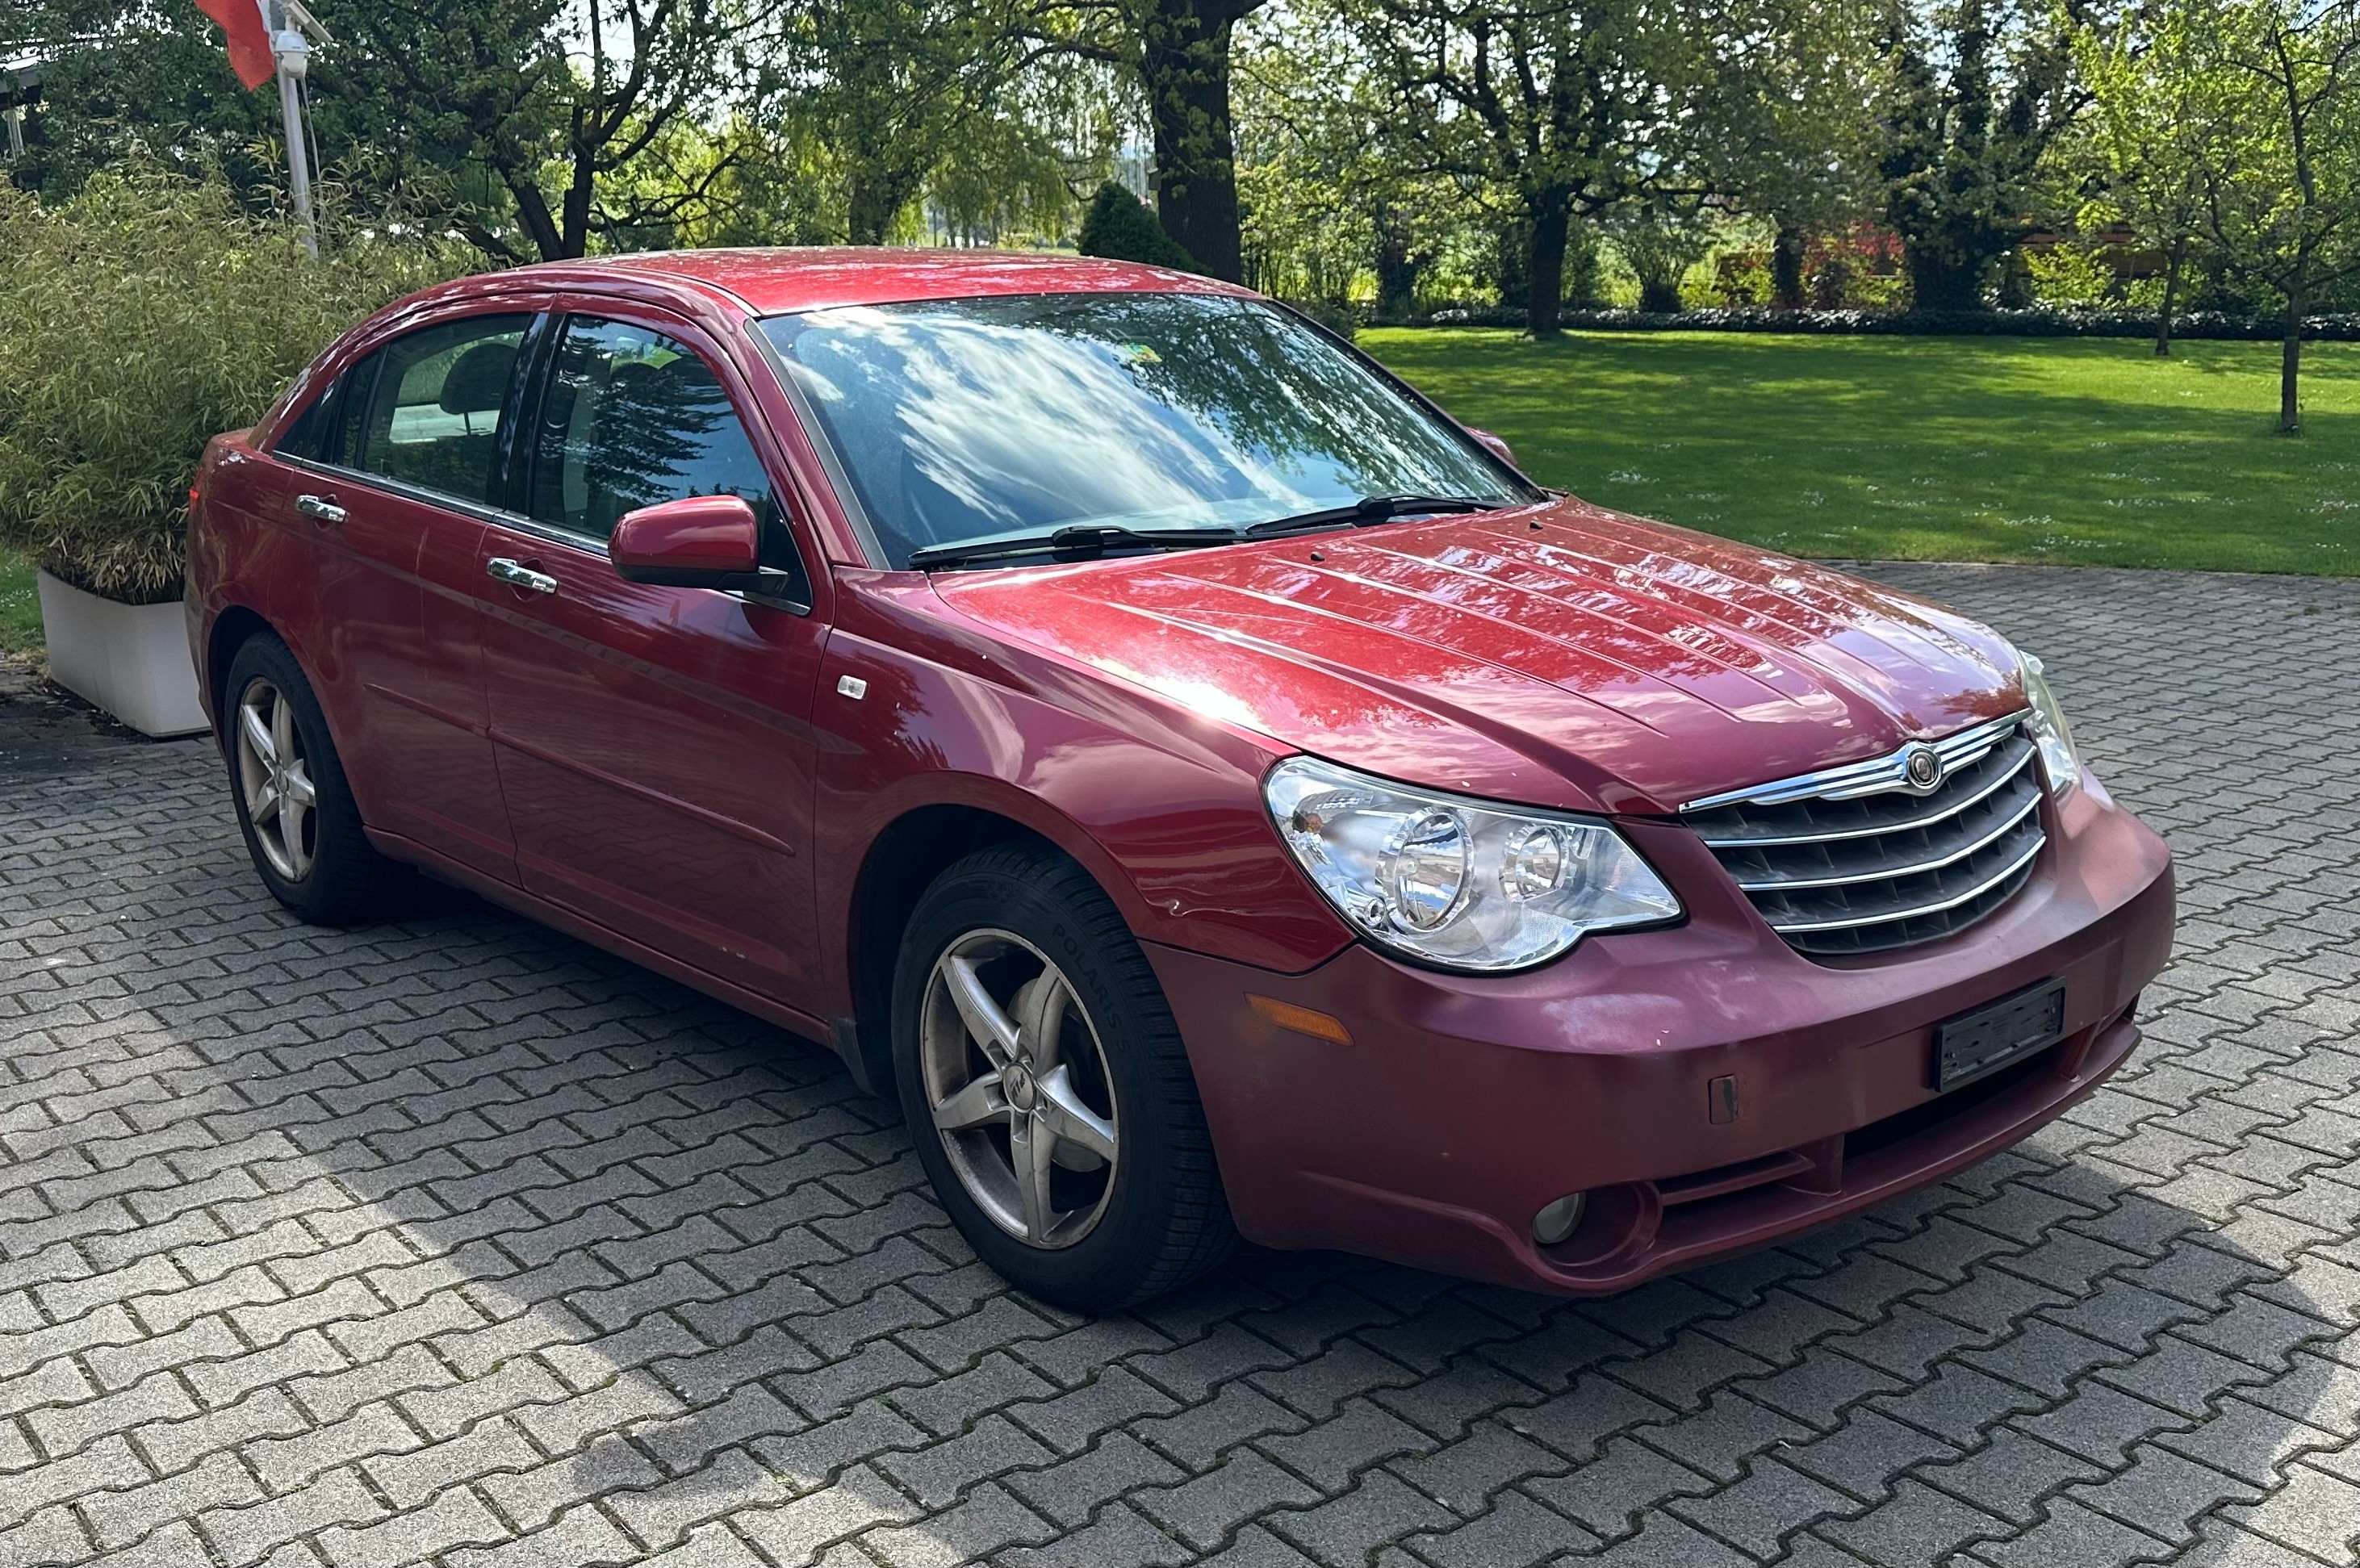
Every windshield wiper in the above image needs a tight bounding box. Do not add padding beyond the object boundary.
[1241,493,1500,540]
[907,524,1242,570]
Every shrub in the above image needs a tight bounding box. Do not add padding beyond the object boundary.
[2027,240,2120,307]
[1075,181,1198,274]
[1413,303,2360,341]
[0,171,472,604]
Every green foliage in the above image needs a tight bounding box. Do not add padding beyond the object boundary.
[1077,180,1198,270]
[1364,327,2360,575]
[0,2,278,207]
[1337,0,1850,335]
[2071,0,2229,308]
[2191,0,2360,316]
[2027,240,2120,306]
[0,171,471,604]
[759,0,1040,247]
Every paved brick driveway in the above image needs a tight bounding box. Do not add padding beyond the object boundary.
[5,562,2360,1568]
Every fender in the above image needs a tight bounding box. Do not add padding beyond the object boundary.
[189,437,361,742]
[808,571,1359,1030]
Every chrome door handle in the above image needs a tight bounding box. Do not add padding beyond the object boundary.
[295,494,345,525]
[486,558,559,595]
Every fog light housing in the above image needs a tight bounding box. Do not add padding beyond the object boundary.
[1532,1192,1587,1246]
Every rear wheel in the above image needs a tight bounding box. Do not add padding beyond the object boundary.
[893,844,1236,1312]
[222,633,408,925]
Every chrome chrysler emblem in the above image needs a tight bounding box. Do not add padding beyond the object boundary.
[1902,742,1944,791]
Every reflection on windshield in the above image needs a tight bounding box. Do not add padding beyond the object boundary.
[760,293,1521,567]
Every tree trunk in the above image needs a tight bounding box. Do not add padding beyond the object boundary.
[559,136,596,259]
[2281,278,2305,433]
[1772,222,1806,310]
[1904,241,1985,312]
[1524,199,1569,340]
[847,174,907,246]
[1994,249,2033,309]
[1495,220,1529,310]
[1375,222,1421,322]
[1638,275,1682,313]
[1141,0,1245,282]
[2153,237,2185,358]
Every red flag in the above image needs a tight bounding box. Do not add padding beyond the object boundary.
[195,0,277,90]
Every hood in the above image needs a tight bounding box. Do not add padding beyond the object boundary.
[927,498,2026,816]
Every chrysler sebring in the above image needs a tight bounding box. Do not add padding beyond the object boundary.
[186,251,2174,1311]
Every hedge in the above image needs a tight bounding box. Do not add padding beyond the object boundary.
[1391,304,2360,341]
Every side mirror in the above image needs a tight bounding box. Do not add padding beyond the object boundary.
[1467,427,1518,467]
[611,495,762,589]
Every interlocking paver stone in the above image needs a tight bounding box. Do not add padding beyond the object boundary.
[6,562,2360,1565]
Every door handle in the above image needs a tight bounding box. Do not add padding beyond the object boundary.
[295,494,346,525]
[486,558,559,595]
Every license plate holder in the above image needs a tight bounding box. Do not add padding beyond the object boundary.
[1933,976,2067,1091]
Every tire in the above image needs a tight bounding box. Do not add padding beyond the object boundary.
[893,843,1237,1313]
[220,632,409,926]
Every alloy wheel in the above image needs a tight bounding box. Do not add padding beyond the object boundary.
[920,929,1120,1248]
[234,675,319,883]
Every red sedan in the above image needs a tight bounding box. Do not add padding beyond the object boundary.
[186,251,2174,1311]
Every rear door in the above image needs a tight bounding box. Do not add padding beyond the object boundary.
[264,309,534,884]
[472,308,830,1007]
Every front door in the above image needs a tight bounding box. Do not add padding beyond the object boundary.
[474,311,828,1005]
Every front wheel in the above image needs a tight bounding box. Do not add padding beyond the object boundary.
[893,845,1236,1313]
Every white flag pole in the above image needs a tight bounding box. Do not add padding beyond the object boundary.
[263,0,316,255]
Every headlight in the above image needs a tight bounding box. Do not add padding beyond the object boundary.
[1264,756,1683,972]
[2016,650,2080,794]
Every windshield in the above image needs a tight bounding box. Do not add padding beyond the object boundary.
[759,292,1527,568]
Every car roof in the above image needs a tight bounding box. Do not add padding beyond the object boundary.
[481,248,1258,317]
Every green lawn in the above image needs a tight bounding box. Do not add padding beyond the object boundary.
[0,545,39,663]
[1365,328,2360,576]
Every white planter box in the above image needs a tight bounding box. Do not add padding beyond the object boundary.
[36,571,210,738]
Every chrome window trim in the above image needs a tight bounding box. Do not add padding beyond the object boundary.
[278,440,813,617]
[1679,710,2035,814]
[1730,786,2042,892]
[276,454,589,550]
[1761,836,2046,935]
[1697,741,2038,848]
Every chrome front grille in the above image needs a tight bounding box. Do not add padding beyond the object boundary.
[1681,713,2047,957]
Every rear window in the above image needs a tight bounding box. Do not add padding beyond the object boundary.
[349,316,532,506]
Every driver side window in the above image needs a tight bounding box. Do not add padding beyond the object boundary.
[527,316,807,600]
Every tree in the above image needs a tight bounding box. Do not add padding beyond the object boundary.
[1230,2,1481,314]
[2,0,315,206]
[1695,0,1885,307]
[1028,0,1264,282]
[1076,178,1196,266]
[754,0,1036,246]
[1879,0,2090,312]
[1341,0,1748,338]
[2074,0,2233,352]
[2195,0,2360,429]
[330,0,754,263]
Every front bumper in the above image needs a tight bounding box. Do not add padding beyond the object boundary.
[1145,774,2174,1295]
